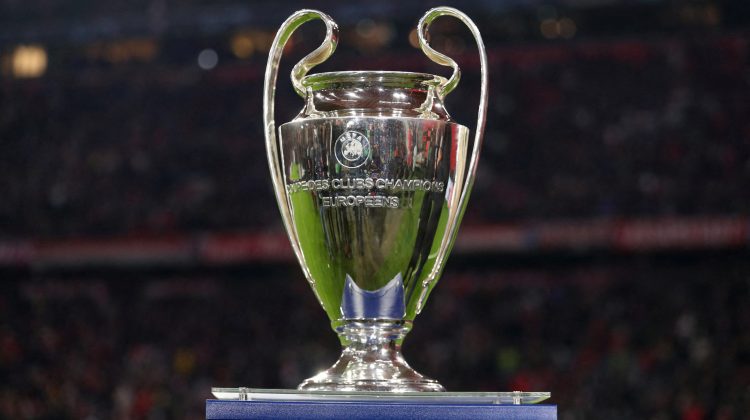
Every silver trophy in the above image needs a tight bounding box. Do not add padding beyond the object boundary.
[263,7,487,392]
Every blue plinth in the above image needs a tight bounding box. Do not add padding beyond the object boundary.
[206,399,557,419]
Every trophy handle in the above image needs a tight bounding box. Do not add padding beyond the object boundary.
[416,7,488,312]
[263,10,338,286]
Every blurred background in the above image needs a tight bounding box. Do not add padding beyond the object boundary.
[1,0,750,418]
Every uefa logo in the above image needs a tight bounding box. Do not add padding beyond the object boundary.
[334,131,371,169]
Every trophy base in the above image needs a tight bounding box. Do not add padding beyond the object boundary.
[209,388,555,419]
[299,379,444,393]
[212,388,551,404]
[298,320,445,392]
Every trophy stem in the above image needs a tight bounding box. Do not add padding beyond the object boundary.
[298,320,445,392]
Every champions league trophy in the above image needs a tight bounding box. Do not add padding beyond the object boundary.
[208,8,554,413]
[263,7,485,392]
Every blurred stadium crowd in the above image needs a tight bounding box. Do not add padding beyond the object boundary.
[1,34,749,238]
[1,260,748,419]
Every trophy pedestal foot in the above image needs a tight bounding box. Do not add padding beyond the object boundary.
[298,320,445,392]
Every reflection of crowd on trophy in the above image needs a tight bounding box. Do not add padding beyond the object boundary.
[1,261,747,418]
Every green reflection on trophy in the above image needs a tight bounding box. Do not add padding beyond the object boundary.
[263,7,488,392]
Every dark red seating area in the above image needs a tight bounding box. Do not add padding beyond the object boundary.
[1,258,748,418]
[1,35,748,239]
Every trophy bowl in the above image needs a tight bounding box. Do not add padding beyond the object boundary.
[263,7,488,392]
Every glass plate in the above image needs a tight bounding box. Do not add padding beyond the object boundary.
[211,388,551,405]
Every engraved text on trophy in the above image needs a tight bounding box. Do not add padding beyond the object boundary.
[287,177,445,208]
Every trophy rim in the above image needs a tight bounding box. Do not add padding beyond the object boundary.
[301,71,448,91]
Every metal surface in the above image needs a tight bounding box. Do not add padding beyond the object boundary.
[263,8,489,392]
[416,8,489,308]
[263,9,339,293]
[280,113,468,323]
